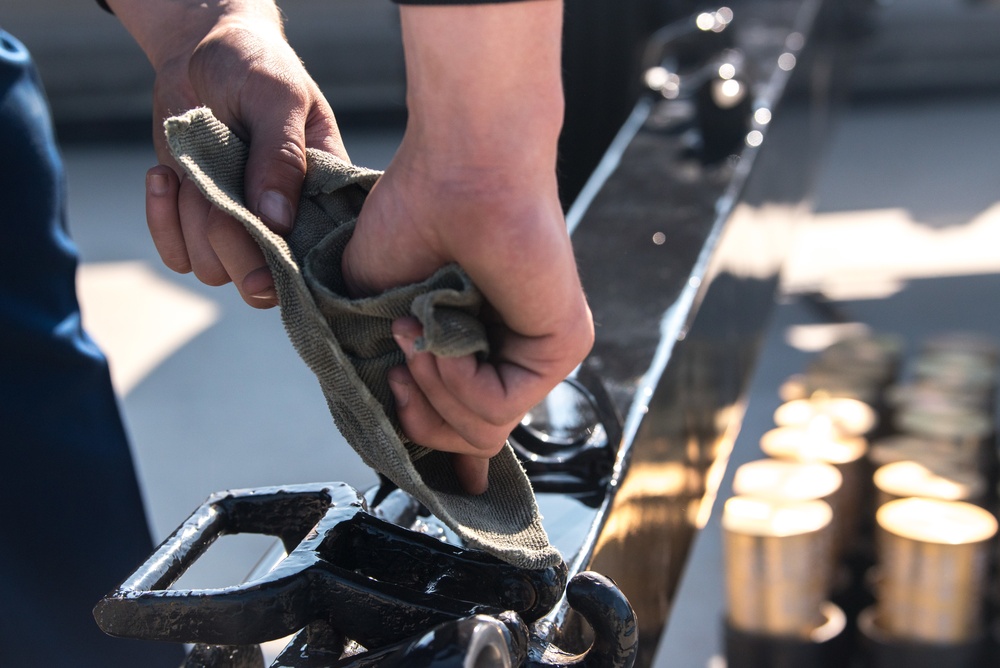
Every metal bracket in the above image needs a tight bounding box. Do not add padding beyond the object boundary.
[94,483,565,650]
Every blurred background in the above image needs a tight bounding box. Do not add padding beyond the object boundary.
[3,0,1000,646]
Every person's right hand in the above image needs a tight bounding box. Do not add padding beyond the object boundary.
[341,1,593,495]
[109,0,348,307]
[342,138,594,497]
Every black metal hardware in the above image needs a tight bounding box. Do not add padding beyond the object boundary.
[641,7,736,78]
[94,483,565,650]
[286,614,520,667]
[509,370,623,506]
[268,573,636,668]
[184,644,266,668]
[94,481,638,667]
[640,7,752,163]
[525,572,638,668]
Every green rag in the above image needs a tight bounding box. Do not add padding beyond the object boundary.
[164,108,560,570]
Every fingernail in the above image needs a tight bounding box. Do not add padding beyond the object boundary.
[393,332,416,360]
[389,378,409,409]
[147,172,169,196]
[250,286,278,303]
[258,190,294,234]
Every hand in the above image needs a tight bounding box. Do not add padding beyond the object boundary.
[344,155,593,496]
[110,1,348,307]
[342,1,593,495]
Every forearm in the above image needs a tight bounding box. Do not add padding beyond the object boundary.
[399,1,564,181]
[105,0,284,71]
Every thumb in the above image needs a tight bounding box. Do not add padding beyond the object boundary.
[242,112,309,236]
[453,454,490,495]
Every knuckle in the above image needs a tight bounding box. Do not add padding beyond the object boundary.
[564,306,596,364]
[192,265,230,288]
[470,435,507,458]
[399,413,448,450]
[269,138,308,177]
[481,404,521,428]
[162,254,192,275]
[154,241,192,274]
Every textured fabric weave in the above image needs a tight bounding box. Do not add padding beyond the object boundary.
[164,108,559,569]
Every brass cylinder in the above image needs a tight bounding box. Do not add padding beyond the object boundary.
[760,425,868,470]
[773,397,877,437]
[732,459,846,569]
[777,371,881,405]
[913,352,996,397]
[874,498,998,643]
[873,460,986,508]
[723,495,834,638]
[894,405,992,465]
[732,459,843,504]
[887,380,990,414]
[922,331,999,365]
[760,425,868,555]
[869,434,976,471]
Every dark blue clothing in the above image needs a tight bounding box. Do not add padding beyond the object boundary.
[0,28,182,667]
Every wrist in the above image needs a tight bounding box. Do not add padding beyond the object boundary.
[108,0,284,72]
[403,102,563,180]
[399,2,564,172]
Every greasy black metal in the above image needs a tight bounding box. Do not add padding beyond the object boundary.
[640,7,754,163]
[524,572,638,668]
[510,370,623,505]
[328,615,518,668]
[566,573,638,668]
[317,506,567,624]
[184,644,266,668]
[723,619,850,668]
[269,573,634,668]
[94,483,565,649]
[331,572,637,668]
[641,9,735,74]
[269,621,347,668]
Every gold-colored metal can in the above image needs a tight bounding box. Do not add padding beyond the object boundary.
[732,459,843,504]
[773,396,878,437]
[777,371,881,405]
[732,458,846,566]
[894,405,992,469]
[760,425,869,553]
[874,497,998,644]
[922,331,999,366]
[759,425,868,468]
[869,434,977,471]
[913,352,996,396]
[722,495,834,638]
[873,460,986,508]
